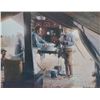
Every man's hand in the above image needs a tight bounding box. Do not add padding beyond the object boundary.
[43,43,48,48]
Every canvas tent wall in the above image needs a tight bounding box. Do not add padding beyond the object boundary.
[39,12,100,64]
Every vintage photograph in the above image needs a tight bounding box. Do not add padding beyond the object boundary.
[0,12,100,88]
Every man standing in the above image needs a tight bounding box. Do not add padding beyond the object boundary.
[1,49,7,70]
[32,27,48,50]
[59,27,75,78]
[15,33,24,60]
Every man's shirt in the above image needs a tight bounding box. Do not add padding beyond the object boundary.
[32,32,47,49]
[59,32,75,49]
